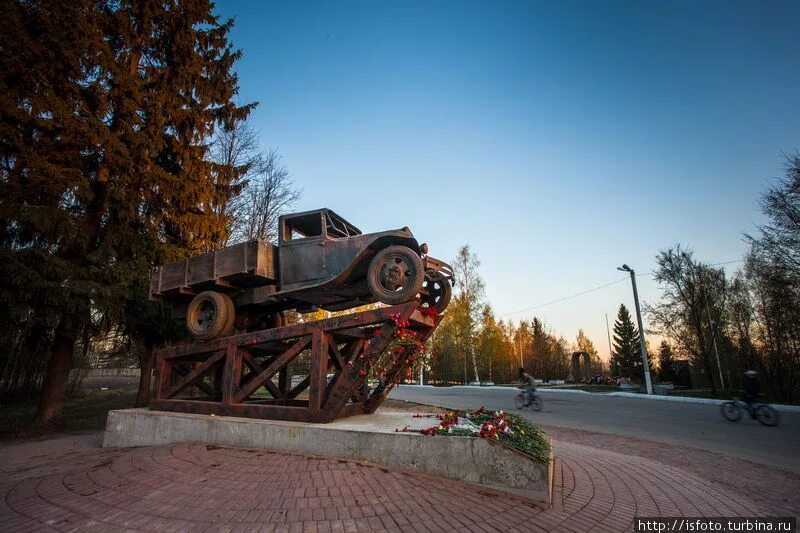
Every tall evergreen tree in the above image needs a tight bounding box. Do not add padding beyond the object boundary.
[657,341,676,382]
[0,0,253,425]
[612,304,640,378]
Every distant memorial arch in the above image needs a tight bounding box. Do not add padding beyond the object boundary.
[571,351,591,380]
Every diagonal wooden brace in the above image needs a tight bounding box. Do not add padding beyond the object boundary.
[233,337,310,403]
[163,351,226,399]
[240,350,281,399]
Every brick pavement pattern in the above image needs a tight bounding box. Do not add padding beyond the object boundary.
[0,438,765,532]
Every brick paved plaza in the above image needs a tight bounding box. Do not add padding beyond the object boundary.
[3,428,794,533]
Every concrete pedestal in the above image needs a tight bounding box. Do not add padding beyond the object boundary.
[104,408,553,503]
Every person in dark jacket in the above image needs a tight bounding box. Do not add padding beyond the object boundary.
[743,370,761,408]
[519,368,537,406]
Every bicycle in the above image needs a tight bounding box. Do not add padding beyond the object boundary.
[720,397,780,427]
[514,390,543,411]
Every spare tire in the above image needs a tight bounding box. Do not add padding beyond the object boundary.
[186,291,235,340]
[421,271,452,313]
[367,245,424,305]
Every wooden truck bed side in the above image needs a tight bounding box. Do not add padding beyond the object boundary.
[149,240,277,300]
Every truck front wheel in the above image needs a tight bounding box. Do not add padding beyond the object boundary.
[367,245,424,305]
[186,291,235,340]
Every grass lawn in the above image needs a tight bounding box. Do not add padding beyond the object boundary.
[0,389,137,440]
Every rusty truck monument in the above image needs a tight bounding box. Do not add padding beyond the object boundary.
[147,208,453,423]
[106,210,552,503]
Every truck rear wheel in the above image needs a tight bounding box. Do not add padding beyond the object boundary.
[186,291,235,340]
[268,311,286,328]
[367,245,424,305]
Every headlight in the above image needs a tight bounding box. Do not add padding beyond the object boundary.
[420,243,429,254]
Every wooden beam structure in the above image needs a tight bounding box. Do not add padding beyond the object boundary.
[151,302,441,423]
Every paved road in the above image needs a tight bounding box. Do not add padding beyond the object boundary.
[389,386,800,473]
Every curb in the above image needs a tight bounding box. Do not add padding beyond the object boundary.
[403,385,591,394]
[401,385,593,394]
[605,392,800,413]
[398,385,800,412]
[536,388,591,395]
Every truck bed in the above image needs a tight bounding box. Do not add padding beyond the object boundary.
[149,240,277,300]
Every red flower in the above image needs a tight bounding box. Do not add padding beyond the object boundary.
[478,421,498,439]
[421,307,438,318]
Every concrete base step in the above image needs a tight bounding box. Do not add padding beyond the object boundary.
[103,408,553,503]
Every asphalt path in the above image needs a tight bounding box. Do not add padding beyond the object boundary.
[388,386,800,473]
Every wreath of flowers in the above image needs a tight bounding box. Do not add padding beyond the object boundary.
[415,407,512,439]
[407,407,550,463]
[355,309,436,384]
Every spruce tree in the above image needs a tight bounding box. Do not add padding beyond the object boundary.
[0,0,253,425]
[611,304,641,379]
[657,341,676,382]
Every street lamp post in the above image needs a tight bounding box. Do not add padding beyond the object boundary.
[618,264,653,395]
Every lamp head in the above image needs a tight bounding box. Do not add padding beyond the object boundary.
[617,264,632,272]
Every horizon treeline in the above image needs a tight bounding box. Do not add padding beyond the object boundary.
[424,245,606,385]
[425,156,800,403]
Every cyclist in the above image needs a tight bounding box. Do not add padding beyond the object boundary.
[518,368,537,406]
[742,370,761,411]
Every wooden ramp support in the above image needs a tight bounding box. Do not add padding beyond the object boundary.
[151,302,441,423]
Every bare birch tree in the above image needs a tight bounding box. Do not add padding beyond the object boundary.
[230,150,301,244]
[451,245,485,383]
[646,246,729,392]
[211,121,301,244]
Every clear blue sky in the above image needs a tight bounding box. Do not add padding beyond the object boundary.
[215,0,800,359]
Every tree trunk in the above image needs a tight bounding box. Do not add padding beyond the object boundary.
[33,314,77,426]
[471,351,480,384]
[135,344,156,407]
